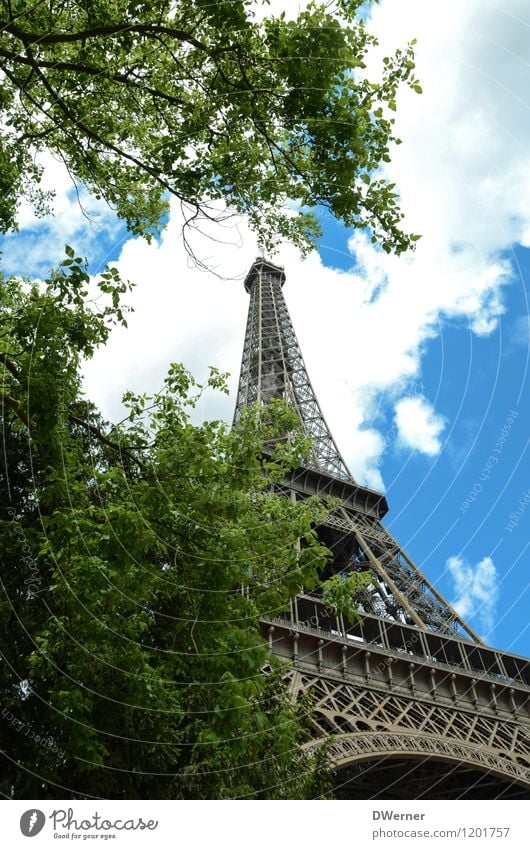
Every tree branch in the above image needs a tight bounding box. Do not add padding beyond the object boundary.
[0,352,21,379]
[69,415,148,472]
[19,49,185,202]
[0,391,45,460]
[0,46,187,107]
[0,20,219,53]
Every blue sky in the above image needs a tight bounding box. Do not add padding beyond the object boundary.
[1,0,529,657]
[316,216,530,656]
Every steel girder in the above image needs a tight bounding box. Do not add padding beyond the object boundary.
[233,257,352,480]
[233,257,530,798]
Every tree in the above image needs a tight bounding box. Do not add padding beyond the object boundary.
[0,0,420,255]
[0,256,342,798]
[0,0,412,799]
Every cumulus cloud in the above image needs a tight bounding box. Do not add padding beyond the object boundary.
[394,396,446,456]
[7,1,530,491]
[446,554,499,638]
[81,198,505,489]
[368,0,530,253]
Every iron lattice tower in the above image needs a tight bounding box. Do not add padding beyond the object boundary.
[234,257,530,799]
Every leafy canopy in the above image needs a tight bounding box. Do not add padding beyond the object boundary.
[0,0,420,253]
[0,255,341,798]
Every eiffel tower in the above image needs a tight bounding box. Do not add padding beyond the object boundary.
[233,257,530,799]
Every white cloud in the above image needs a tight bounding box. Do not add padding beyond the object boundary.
[446,554,499,637]
[394,396,446,456]
[9,1,530,491]
[2,153,122,277]
[82,203,254,428]
[81,199,504,489]
[367,0,530,254]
